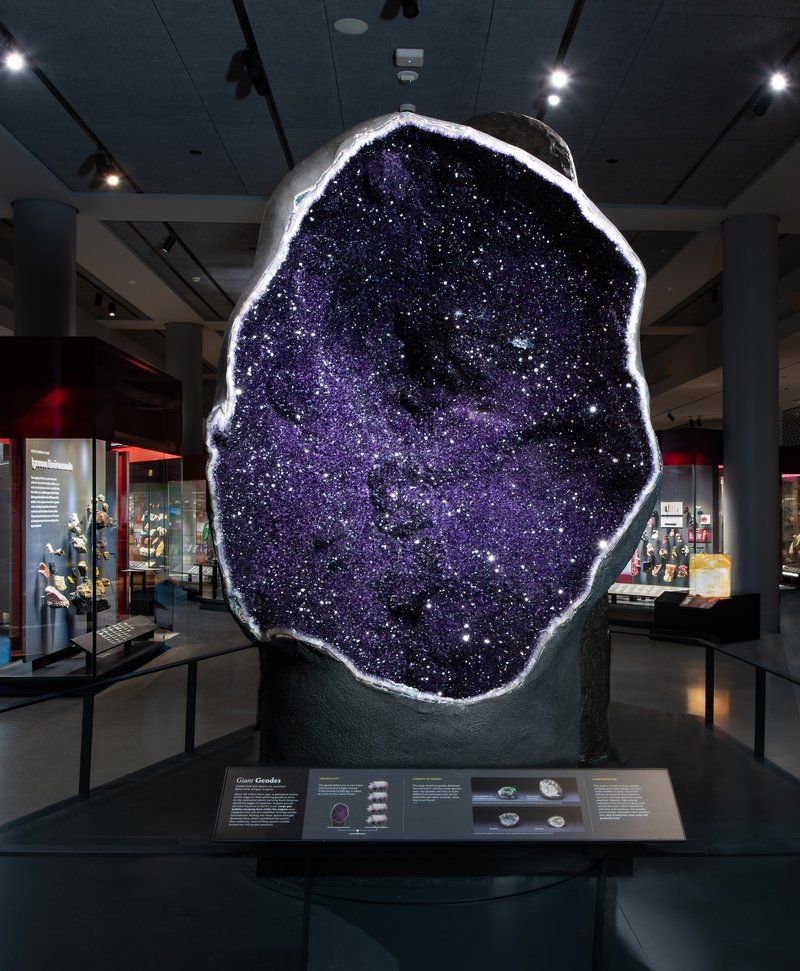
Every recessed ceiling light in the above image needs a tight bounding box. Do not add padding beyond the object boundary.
[4,49,25,71]
[192,275,202,283]
[550,69,569,89]
[770,71,788,91]
[605,157,619,164]
[334,18,368,35]
[189,148,203,155]
[547,93,561,107]
[108,300,117,318]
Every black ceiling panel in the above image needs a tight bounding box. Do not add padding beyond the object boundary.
[76,266,148,322]
[103,220,256,322]
[625,230,695,279]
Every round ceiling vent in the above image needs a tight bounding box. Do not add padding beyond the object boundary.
[334,18,368,35]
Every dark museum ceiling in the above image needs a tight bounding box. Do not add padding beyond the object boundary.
[1,0,800,429]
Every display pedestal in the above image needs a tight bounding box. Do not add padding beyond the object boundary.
[651,591,760,644]
[258,599,611,768]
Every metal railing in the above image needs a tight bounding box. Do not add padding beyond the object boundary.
[703,641,799,763]
[0,640,259,801]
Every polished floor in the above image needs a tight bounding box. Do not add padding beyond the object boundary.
[1,594,799,969]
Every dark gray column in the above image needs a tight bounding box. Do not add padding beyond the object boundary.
[12,198,77,337]
[722,213,779,631]
[165,321,205,456]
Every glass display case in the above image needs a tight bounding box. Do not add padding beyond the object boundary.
[174,477,212,584]
[780,446,800,583]
[611,428,723,602]
[0,338,183,681]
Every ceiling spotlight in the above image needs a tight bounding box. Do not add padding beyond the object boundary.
[689,417,696,428]
[95,152,121,188]
[547,93,561,107]
[770,71,788,92]
[696,416,703,427]
[108,301,116,318]
[550,68,569,89]
[3,47,25,71]
[334,18,368,35]
[94,289,103,308]
[667,412,675,422]
[402,0,420,17]
[160,232,177,255]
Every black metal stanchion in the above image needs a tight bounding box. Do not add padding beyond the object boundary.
[754,667,766,760]
[78,689,95,798]
[300,856,313,971]
[185,660,198,754]
[705,646,715,725]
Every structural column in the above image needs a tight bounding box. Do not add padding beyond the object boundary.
[12,198,77,337]
[165,321,205,457]
[722,213,779,631]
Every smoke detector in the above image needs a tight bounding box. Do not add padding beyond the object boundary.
[395,48,424,67]
[397,69,419,84]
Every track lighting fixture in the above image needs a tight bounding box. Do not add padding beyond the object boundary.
[696,417,702,428]
[94,289,103,308]
[108,301,116,318]
[770,71,788,92]
[160,233,177,255]
[547,93,561,107]
[94,152,121,188]
[667,412,675,422]
[689,418,696,428]
[2,42,25,71]
[402,0,420,17]
[550,69,569,89]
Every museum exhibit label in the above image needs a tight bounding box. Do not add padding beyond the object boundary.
[208,111,661,765]
[214,766,684,843]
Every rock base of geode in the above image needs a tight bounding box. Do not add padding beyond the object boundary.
[259,598,609,768]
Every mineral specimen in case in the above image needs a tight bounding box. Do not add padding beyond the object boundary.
[499,812,520,828]
[547,815,566,829]
[208,111,659,709]
[497,786,517,800]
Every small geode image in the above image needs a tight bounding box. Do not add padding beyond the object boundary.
[497,786,517,800]
[367,813,388,826]
[499,812,520,828]
[547,815,566,829]
[368,791,389,802]
[330,803,350,826]
[368,781,389,791]
[539,779,564,800]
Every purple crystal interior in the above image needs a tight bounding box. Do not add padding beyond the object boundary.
[330,802,350,824]
[209,117,656,701]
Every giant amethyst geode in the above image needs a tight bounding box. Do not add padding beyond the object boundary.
[208,113,659,704]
